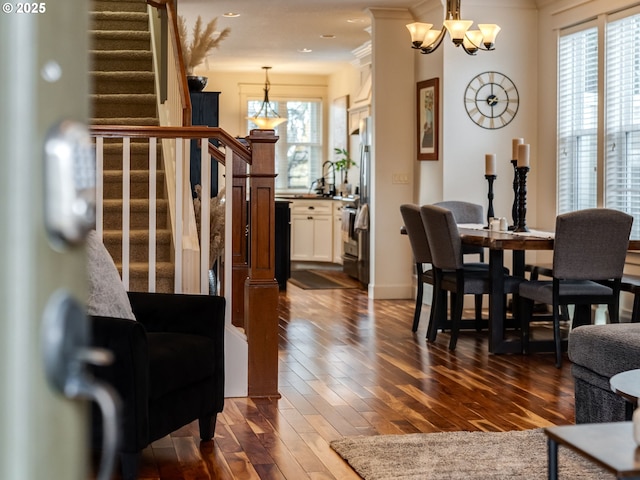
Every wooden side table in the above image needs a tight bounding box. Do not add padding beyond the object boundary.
[545,422,640,479]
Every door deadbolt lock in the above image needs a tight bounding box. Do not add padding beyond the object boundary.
[44,120,96,249]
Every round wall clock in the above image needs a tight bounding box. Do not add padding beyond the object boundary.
[464,71,519,130]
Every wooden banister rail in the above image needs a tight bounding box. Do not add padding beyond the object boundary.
[91,125,252,162]
[147,0,191,126]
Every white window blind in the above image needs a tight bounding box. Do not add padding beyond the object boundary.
[247,99,323,191]
[557,27,598,214]
[606,14,640,238]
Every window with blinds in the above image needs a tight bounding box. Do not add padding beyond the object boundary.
[557,9,640,237]
[606,14,640,238]
[557,27,598,214]
[247,99,323,191]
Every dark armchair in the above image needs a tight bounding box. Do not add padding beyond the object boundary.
[90,291,226,480]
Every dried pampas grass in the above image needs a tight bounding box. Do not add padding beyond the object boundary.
[193,185,225,266]
[178,15,230,74]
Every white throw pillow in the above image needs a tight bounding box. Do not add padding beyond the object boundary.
[86,230,136,321]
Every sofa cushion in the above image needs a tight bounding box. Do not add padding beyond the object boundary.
[569,323,640,379]
[147,332,216,400]
[86,230,136,321]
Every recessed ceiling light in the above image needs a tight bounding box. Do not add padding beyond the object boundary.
[223,12,240,18]
[298,48,312,53]
[320,34,336,39]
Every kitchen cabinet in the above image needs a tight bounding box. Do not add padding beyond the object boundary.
[290,200,333,262]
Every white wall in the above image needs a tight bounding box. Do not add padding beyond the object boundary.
[368,8,416,299]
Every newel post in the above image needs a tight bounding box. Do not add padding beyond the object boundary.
[245,129,280,398]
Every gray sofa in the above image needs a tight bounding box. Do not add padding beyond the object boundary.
[569,323,640,423]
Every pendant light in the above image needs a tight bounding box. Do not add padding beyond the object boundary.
[246,66,287,129]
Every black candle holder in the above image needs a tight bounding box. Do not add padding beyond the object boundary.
[510,159,519,230]
[484,174,496,229]
[514,166,530,232]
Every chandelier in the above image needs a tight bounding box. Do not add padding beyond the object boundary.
[406,0,500,55]
[246,66,287,129]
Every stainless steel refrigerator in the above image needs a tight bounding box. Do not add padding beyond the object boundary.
[356,116,371,286]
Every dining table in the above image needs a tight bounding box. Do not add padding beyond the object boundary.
[457,224,640,354]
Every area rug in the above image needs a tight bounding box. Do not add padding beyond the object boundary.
[330,429,612,479]
[289,269,361,290]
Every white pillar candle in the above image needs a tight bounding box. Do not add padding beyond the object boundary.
[517,143,530,168]
[512,138,524,160]
[485,154,496,176]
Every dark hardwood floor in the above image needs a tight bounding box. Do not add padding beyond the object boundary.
[108,277,576,479]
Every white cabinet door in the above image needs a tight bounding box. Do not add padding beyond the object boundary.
[290,200,335,262]
[291,215,315,260]
[312,215,333,262]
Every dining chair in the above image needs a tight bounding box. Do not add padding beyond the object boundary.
[434,201,485,262]
[518,208,633,368]
[420,204,523,350]
[400,204,490,333]
[400,204,436,332]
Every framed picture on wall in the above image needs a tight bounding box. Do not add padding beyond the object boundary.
[417,78,439,161]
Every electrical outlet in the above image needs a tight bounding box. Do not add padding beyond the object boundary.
[392,173,410,184]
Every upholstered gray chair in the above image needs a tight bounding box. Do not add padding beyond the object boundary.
[400,204,436,332]
[434,200,485,262]
[420,204,523,350]
[519,208,633,368]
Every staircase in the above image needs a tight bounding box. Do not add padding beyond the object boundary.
[90,0,174,292]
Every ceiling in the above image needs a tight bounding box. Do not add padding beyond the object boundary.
[176,0,423,75]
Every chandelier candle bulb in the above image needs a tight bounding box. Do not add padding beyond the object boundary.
[517,143,530,168]
[512,138,524,160]
[485,154,497,176]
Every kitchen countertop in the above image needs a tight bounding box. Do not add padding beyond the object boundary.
[276,194,358,203]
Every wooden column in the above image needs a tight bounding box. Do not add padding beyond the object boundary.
[245,129,280,398]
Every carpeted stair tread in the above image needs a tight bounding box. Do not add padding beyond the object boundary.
[120,262,175,274]
[91,49,152,60]
[117,262,175,293]
[102,229,172,263]
[102,198,168,210]
[93,93,156,101]
[102,199,169,230]
[92,0,147,13]
[91,30,150,40]
[91,71,155,94]
[101,142,163,169]
[91,50,152,73]
[91,30,151,50]
[103,170,165,199]
[103,228,171,242]
[90,11,149,31]
[92,93,158,118]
